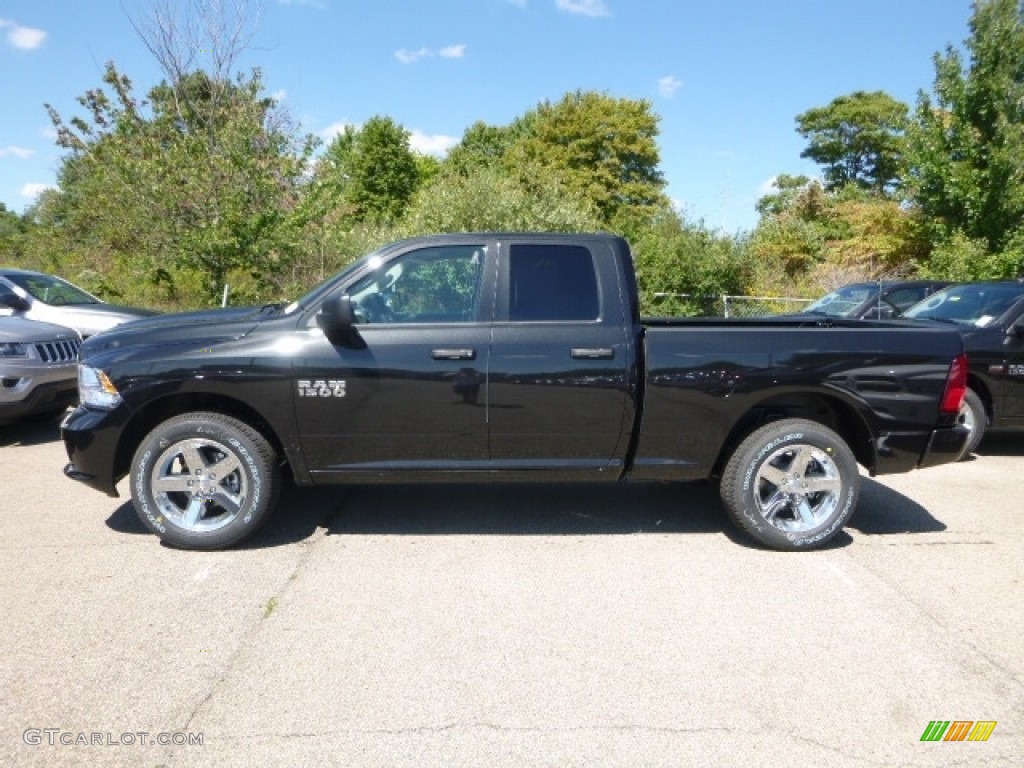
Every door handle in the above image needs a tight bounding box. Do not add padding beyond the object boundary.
[432,348,476,361]
[571,347,615,360]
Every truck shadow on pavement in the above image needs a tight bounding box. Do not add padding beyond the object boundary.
[848,478,946,536]
[104,475,947,550]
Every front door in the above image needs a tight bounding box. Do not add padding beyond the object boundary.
[294,242,494,475]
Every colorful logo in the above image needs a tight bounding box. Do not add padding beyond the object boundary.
[920,720,997,742]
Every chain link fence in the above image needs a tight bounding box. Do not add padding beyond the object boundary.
[650,293,814,318]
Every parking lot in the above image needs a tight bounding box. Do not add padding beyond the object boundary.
[1,415,1021,767]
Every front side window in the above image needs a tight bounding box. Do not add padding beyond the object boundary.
[347,245,485,324]
[507,244,599,322]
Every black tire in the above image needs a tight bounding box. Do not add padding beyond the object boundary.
[130,412,279,550]
[956,388,986,460]
[720,419,860,551]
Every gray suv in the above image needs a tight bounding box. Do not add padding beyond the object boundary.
[0,268,157,339]
[1,317,81,425]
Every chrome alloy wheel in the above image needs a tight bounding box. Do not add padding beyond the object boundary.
[957,399,977,439]
[150,437,247,532]
[752,444,843,533]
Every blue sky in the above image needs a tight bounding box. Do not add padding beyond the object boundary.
[1,0,974,233]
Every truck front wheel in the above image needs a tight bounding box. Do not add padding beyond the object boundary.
[130,412,279,550]
[720,419,860,551]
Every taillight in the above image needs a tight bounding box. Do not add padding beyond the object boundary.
[940,354,968,415]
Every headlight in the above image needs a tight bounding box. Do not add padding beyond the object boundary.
[78,365,122,409]
[0,342,28,357]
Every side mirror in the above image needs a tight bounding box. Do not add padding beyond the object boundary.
[1009,319,1024,338]
[317,294,363,347]
[0,290,30,311]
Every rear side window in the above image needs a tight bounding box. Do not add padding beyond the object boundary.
[508,244,599,321]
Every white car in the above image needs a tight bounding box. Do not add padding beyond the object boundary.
[0,268,157,339]
[0,316,81,425]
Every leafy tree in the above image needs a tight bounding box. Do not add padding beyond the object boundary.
[503,91,667,229]
[630,208,754,315]
[38,63,315,306]
[796,90,909,192]
[755,175,815,217]
[311,117,420,227]
[0,203,28,261]
[905,0,1024,273]
[751,177,925,292]
[443,121,521,175]
[399,164,601,235]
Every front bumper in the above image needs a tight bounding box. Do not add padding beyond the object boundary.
[60,404,129,497]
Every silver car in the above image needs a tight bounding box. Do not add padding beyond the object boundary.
[0,317,81,425]
[0,268,157,339]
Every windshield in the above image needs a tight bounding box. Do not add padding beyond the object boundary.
[902,283,1024,327]
[803,284,877,317]
[4,272,100,306]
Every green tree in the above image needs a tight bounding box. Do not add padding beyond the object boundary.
[0,203,28,261]
[38,63,314,306]
[443,121,521,175]
[751,177,925,292]
[503,91,667,230]
[631,209,754,315]
[399,164,601,235]
[796,90,909,193]
[311,117,420,226]
[905,0,1024,275]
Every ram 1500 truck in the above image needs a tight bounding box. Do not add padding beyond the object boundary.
[901,280,1024,456]
[61,233,969,551]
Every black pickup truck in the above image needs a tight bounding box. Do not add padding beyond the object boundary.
[61,233,969,551]
[901,281,1024,455]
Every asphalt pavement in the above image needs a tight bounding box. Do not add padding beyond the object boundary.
[1,414,1021,767]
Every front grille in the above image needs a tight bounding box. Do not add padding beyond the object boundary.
[34,338,81,364]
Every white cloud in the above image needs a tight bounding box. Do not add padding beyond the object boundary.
[271,89,287,103]
[555,0,610,18]
[0,18,47,50]
[395,47,432,64]
[396,45,467,64]
[0,145,34,159]
[658,76,682,99]
[20,183,54,200]
[439,44,467,59]
[409,130,459,157]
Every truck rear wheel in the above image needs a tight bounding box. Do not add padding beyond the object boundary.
[720,419,859,551]
[130,412,279,550]
[956,388,986,460]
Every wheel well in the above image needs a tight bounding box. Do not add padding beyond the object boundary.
[711,393,873,477]
[113,394,291,485]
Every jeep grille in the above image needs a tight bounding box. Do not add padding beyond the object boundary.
[34,338,81,363]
